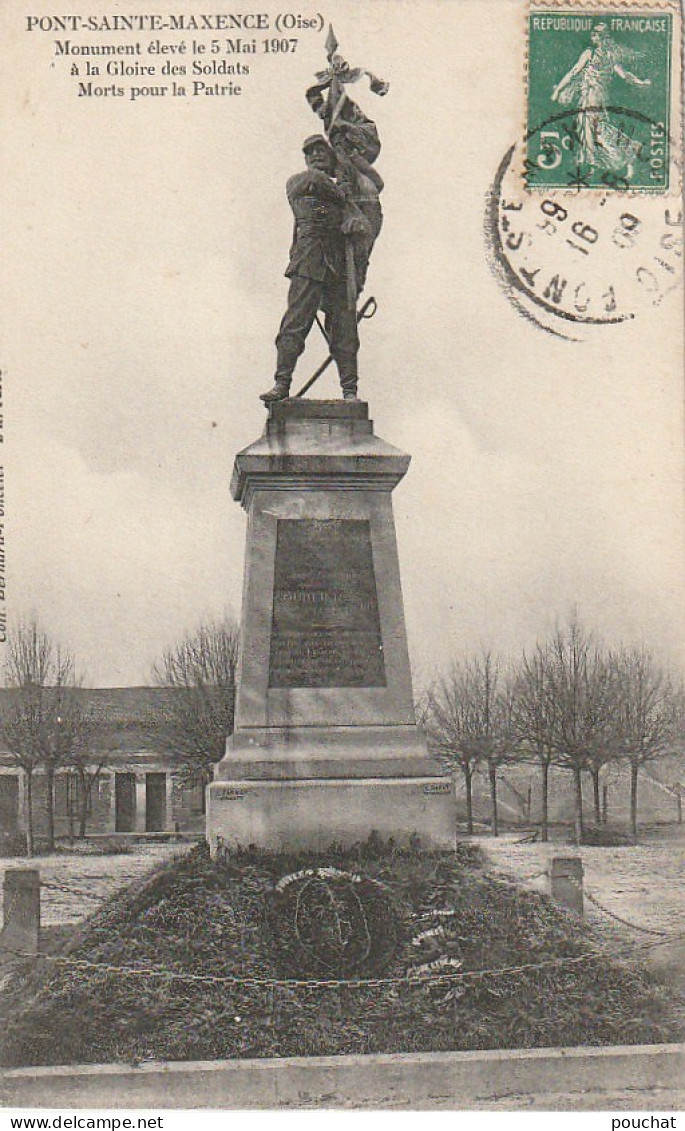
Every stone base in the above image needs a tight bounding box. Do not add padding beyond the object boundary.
[207,776,455,854]
[211,401,458,855]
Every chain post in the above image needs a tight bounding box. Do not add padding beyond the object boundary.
[2,868,40,956]
[550,857,584,916]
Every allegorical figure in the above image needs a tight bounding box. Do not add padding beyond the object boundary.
[308,50,386,296]
[328,116,384,293]
[260,134,361,405]
[551,23,651,178]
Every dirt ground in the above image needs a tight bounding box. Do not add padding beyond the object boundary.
[0,842,191,925]
[479,826,685,988]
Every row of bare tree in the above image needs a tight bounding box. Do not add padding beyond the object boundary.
[0,622,94,854]
[0,617,239,855]
[149,619,238,786]
[424,616,683,842]
[1,612,681,853]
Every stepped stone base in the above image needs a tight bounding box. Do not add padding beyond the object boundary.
[208,400,456,853]
[207,776,455,853]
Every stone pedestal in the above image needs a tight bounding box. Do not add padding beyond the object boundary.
[207,400,454,852]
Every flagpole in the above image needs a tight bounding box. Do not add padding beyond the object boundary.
[323,26,358,310]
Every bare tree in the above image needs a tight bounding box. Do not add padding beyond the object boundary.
[608,645,675,840]
[668,678,685,822]
[543,616,616,844]
[426,663,480,834]
[0,695,41,858]
[150,617,240,789]
[64,700,105,840]
[473,651,516,838]
[511,643,556,842]
[1,620,86,854]
[426,651,514,836]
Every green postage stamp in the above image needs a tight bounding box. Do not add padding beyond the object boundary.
[527,6,675,190]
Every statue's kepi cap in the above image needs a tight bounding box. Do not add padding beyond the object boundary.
[302,134,334,155]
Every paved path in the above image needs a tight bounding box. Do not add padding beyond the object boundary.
[479,833,685,985]
[0,844,190,925]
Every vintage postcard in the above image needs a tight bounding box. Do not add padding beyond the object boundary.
[0,0,684,1117]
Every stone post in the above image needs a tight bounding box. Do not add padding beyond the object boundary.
[1,868,40,956]
[108,770,117,832]
[134,774,147,833]
[165,772,174,831]
[550,857,584,916]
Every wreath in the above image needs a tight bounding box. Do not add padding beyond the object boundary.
[266,866,400,978]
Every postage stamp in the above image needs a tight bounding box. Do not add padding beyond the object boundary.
[484,0,683,336]
[527,8,675,190]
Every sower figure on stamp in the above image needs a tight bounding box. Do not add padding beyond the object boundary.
[551,23,651,180]
[260,134,361,405]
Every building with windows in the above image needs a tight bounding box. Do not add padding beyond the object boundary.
[0,688,226,844]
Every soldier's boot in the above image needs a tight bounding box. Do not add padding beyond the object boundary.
[339,369,359,402]
[259,380,291,405]
[341,375,360,402]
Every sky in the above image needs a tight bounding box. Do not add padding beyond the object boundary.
[2,0,683,687]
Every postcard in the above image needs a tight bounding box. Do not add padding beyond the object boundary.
[0,0,683,1114]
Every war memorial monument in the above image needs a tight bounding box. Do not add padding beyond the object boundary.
[208,30,455,852]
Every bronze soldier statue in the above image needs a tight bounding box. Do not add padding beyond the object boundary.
[260,29,387,406]
[260,135,360,405]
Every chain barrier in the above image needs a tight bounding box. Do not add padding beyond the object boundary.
[1,926,684,990]
[562,871,674,937]
[39,880,108,903]
[492,860,681,938]
[14,852,683,993]
[35,869,680,940]
[583,888,672,937]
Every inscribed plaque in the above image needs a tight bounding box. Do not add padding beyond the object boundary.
[269,519,386,688]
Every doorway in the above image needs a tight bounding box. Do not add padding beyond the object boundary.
[115,772,136,832]
[0,776,19,833]
[145,772,167,832]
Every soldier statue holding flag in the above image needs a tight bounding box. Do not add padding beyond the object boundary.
[260,27,388,405]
